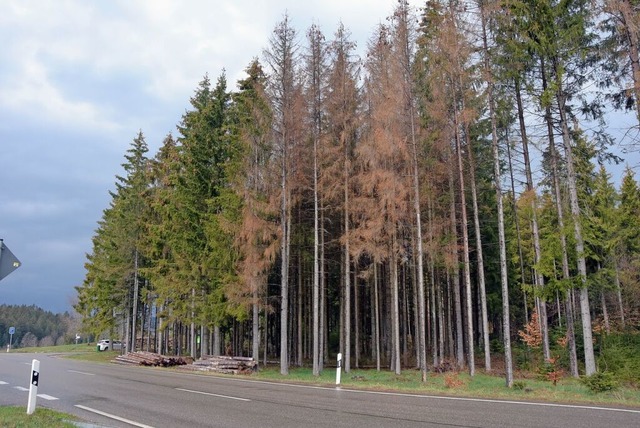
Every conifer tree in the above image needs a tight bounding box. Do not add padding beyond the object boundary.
[264,15,299,375]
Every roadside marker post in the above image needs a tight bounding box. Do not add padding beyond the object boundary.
[26,359,40,415]
[336,353,342,386]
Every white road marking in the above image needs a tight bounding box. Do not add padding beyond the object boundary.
[175,387,251,402]
[67,369,95,376]
[14,386,29,391]
[0,381,8,385]
[75,405,155,428]
[37,394,58,400]
[189,375,640,415]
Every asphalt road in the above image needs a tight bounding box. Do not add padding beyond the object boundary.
[1,352,639,427]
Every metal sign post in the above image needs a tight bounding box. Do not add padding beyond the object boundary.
[27,359,40,415]
[8,327,15,352]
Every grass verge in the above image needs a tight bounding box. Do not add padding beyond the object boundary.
[249,366,640,407]
[0,406,78,427]
[11,344,96,354]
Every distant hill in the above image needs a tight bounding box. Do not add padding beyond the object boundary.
[0,304,77,348]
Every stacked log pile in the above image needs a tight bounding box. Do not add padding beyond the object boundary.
[179,355,257,374]
[113,351,191,367]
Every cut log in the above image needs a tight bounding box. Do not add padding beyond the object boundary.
[113,351,190,367]
[177,355,258,374]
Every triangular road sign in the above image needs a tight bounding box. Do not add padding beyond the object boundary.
[0,241,21,281]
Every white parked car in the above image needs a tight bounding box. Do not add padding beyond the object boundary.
[97,339,122,351]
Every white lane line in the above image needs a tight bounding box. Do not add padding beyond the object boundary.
[194,375,640,415]
[14,386,29,391]
[37,394,58,400]
[67,369,95,376]
[175,387,251,402]
[0,381,8,385]
[75,405,155,428]
[342,387,640,415]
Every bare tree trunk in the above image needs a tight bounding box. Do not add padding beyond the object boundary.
[555,74,596,375]
[252,287,260,362]
[131,250,140,353]
[427,194,439,368]
[395,0,428,381]
[513,80,532,324]
[601,291,611,333]
[449,166,464,369]
[320,204,326,370]
[213,325,220,357]
[391,242,401,375]
[355,267,360,369]
[465,128,490,372]
[488,62,513,388]
[344,137,352,374]
[312,139,320,373]
[615,266,625,328]
[297,253,303,367]
[280,157,290,374]
[548,114,579,378]
[374,263,381,372]
[454,115,475,376]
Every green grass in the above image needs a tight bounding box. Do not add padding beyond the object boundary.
[64,349,121,363]
[0,406,78,427]
[11,344,96,354]
[11,343,121,363]
[249,366,640,407]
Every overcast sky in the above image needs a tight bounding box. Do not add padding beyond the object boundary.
[1,1,637,315]
[0,0,427,314]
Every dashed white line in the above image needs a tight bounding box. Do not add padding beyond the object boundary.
[37,394,58,400]
[14,386,29,391]
[0,381,8,385]
[75,405,155,428]
[198,375,640,415]
[175,387,251,402]
[67,369,95,376]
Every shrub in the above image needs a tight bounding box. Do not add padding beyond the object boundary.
[597,333,640,386]
[443,372,465,389]
[512,380,527,390]
[580,371,619,393]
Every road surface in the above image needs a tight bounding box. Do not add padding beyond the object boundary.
[1,352,639,427]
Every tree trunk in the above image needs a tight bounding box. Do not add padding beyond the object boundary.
[454,113,475,376]
[465,127,490,372]
[615,266,625,328]
[280,155,289,374]
[344,137,352,374]
[252,287,260,363]
[556,78,596,375]
[449,165,464,369]
[131,250,140,353]
[391,242,401,375]
[213,325,220,357]
[374,263,381,372]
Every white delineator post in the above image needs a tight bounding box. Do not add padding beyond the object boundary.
[27,359,40,415]
[335,353,342,386]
